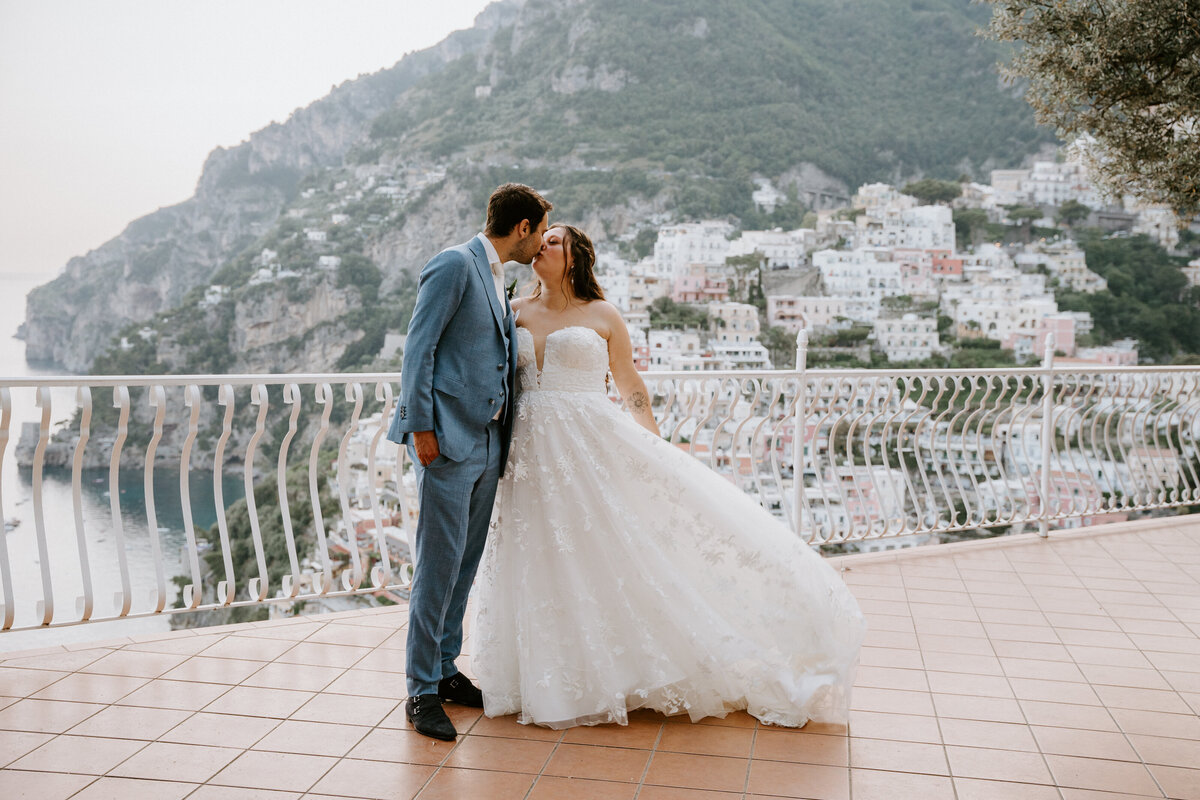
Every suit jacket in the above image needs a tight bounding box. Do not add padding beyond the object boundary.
[387,235,519,473]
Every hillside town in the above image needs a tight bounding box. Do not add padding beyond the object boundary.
[307,146,1200,570]
[587,148,1194,372]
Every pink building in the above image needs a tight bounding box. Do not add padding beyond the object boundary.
[1036,315,1076,357]
[671,274,729,303]
[930,250,963,279]
[632,342,650,372]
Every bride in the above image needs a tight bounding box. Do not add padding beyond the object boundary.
[471,224,865,729]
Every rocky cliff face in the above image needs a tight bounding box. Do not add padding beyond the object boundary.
[22,1,524,372]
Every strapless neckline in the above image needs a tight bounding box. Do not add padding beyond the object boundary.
[515,325,608,394]
[517,325,605,374]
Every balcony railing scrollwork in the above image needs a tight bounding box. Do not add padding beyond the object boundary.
[1,334,1197,633]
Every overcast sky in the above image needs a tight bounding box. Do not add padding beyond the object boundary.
[0,0,493,280]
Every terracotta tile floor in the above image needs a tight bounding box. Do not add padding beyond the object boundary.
[0,516,1197,799]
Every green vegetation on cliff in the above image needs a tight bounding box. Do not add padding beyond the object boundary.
[1056,231,1200,363]
[371,0,1048,218]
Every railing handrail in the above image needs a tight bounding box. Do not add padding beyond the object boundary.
[2,347,1197,635]
[3,362,1195,388]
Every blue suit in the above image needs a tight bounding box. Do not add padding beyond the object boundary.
[387,234,518,697]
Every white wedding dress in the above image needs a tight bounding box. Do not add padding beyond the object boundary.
[471,325,865,729]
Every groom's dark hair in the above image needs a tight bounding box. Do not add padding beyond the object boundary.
[485,183,552,238]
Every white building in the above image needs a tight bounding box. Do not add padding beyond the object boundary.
[815,211,857,246]
[1058,310,1094,336]
[200,285,229,307]
[855,205,956,250]
[1183,259,1200,289]
[318,255,342,270]
[955,182,997,211]
[628,272,669,315]
[960,243,1015,271]
[852,183,916,212]
[990,169,1031,206]
[595,252,634,311]
[305,229,328,243]
[712,341,773,370]
[647,329,712,371]
[726,229,813,269]
[1074,338,1139,366]
[248,268,276,287]
[873,314,939,362]
[1024,160,1102,208]
[813,249,904,316]
[1015,241,1107,293]
[942,265,1059,342]
[751,178,786,212]
[1131,205,1180,251]
[653,221,734,280]
[708,302,760,344]
[766,295,849,333]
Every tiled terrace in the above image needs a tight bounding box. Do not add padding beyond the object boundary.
[0,517,1198,800]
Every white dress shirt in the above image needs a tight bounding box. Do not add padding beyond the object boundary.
[477,233,507,420]
[476,233,507,311]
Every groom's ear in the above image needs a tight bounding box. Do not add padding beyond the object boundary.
[516,219,531,238]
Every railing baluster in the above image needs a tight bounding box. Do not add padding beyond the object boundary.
[394,444,417,587]
[0,387,14,629]
[707,378,739,473]
[747,379,784,529]
[179,385,203,609]
[144,385,168,612]
[928,377,962,529]
[367,383,396,589]
[32,387,55,625]
[244,384,270,601]
[793,331,808,539]
[110,387,132,616]
[766,381,797,529]
[278,383,303,598]
[71,387,94,621]
[1175,376,1200,503]
[212,384,237,605]
[309,382,334,594]
[983,377,1007,526]
[336,382,365,591]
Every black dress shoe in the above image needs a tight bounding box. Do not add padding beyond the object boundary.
[438,672,484,707]
[406,694,457,741]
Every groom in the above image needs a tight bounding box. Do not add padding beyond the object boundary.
[387,183,551,740]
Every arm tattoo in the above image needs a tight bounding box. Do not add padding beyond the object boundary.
[629,391,650,413]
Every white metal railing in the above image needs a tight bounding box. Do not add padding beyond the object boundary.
[1,336,1198,632]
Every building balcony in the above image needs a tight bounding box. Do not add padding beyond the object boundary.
[0,515,1196,798]
[1,349,1199,796]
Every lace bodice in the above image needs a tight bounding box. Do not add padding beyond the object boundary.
[517,326,608,394]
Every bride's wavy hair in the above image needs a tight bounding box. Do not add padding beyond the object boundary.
[530,224,606,303]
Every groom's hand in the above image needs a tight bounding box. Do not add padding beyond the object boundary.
[414,430,440,466]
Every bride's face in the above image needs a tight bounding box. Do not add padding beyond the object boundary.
[531,226,568,285]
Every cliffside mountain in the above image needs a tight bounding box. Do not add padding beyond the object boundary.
[21,0,522,371]
[24,0,1049,374]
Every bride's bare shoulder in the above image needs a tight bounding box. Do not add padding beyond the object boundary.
[586,300,625,339]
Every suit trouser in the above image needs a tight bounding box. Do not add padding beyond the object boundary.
[405,419,502,697]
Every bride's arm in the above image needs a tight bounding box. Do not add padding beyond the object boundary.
[600,303,661,437]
